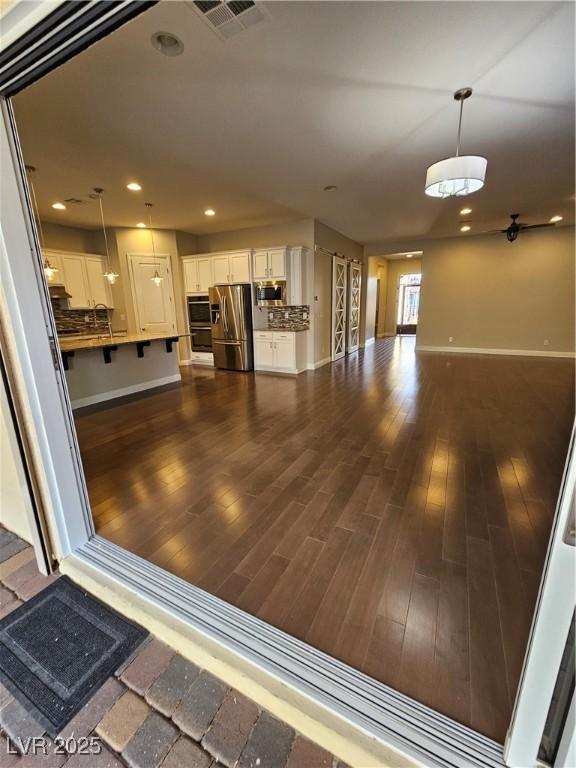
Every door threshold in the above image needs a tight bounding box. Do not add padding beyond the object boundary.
[62,535,507,768]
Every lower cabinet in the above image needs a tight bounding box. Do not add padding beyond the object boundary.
[254,330,307,374]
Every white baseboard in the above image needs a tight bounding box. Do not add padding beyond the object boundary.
[382,332,396,337]
[362,337,375,348]
[179,359,193,366]
[307,357,332,370]
[71,373,182,409]
[415,345,576,359]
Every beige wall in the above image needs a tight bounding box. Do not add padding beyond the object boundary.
[416,227,574,354]
[1,381,33,542]
[376,262,388,336]
[197,218,314,253]
[176,230,199,256]
[42,221,103,254]
[379,258,423,336]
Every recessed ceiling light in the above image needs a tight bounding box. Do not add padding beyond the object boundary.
[136,222,146,228]
[204,209,216,216]
[406,254,413,258]
[460,207,472,215]
[127,182,142,191]
[323,185,338,192]
[151,31,184,57]
[52,202,66,210]
[460,225,471,232]
[550,215,563,223]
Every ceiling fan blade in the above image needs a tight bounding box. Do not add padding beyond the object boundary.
[480,228,509,234]
[519,222,556,230]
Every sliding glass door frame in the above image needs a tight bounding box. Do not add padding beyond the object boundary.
[1,4,574,766]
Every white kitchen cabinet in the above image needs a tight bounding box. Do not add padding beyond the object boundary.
[253,330,307,374]
[42,251,64,285]
[61,254,91,308]
[57,252,113,308]
[252,248,286,280]
[253,251,269,281]
[254,335,275,368]
[85,257,114,308]
[183,260,197,294]
[212,256,230,284]
[183,257,213,294]
[268,249,286,279]
[229,252,251,283]
[197,258,213,292]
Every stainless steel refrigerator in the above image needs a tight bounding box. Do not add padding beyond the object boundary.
[209,284,254,371]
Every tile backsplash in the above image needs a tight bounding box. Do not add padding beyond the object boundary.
[267,305,310,330]
[52,301,110,336]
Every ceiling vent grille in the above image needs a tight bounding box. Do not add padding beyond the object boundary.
[64,197,87,205]
[186,0,268,40]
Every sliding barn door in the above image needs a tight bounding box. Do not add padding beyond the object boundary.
[347,262,362,353]
[331,256,347,361]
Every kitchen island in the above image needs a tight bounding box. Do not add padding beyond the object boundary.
[59,332,187,409]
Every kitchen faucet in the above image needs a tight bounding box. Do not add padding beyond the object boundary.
[93,303,113,340]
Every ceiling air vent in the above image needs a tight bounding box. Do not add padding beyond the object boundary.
[64,197,87,205]
[186,0,268,40]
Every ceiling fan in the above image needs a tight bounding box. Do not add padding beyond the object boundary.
[484,213,556,243]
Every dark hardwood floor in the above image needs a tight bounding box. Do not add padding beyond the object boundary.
[75,337,575,743]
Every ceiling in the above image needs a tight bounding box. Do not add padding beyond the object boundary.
[13,0,575,245]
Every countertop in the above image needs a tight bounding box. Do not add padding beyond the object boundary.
[259,326,310,333]
[58,331,189,353]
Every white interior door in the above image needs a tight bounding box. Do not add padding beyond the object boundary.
[331,256,347,361]
[129,254,177,335]
[347,263,361,353]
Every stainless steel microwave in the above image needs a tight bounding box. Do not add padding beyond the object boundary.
[255,280,287,306]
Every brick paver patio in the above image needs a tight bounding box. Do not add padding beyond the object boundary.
[0,528,349,768]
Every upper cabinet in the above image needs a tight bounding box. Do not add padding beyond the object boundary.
[182,251,252,292]
[183,257,213,293]
[229,252,251,283]
[45,250,114,309]
[212,255,230,285]
[253,248,286,280]
[62,254,91,308]
[43,251,65,285]
[85,257,113,308]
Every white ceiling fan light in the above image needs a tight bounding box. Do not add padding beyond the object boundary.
[425,88,487,199]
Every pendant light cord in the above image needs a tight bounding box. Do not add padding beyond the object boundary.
[97,193,113,273]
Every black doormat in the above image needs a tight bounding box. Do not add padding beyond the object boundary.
[0,577,148,737]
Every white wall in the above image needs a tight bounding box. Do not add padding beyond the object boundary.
[0,380,33,542]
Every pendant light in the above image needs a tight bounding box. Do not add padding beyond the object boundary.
[92,187,119,284]
[425,88,487,198]
[26,165,59,280]
[145,203,163,286]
